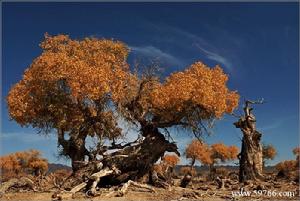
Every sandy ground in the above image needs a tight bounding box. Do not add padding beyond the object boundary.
[1,177,299,201]
[1,187,299,201]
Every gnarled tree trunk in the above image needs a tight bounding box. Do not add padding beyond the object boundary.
[60,125,179,192]
[234,100,264,182]
[57,129,88,172]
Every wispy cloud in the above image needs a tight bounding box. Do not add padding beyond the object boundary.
[147,23,237,72]
[130,45,184,66]
[195,43,233,71]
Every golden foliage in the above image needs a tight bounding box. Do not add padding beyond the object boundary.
[262,144,277,161]
[150,62,239,120]
[0,149,48,180]
[7,34,239,143]
[0,154,21,174]
[7,34,128,118]
[185,140,213,165]
[210,143,239,163]
[7,34,130,139]
[162,154,180,167]
[185,140,239,166]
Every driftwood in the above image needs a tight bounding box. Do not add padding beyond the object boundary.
[52,167,119,200]
[0,177,36,194]
[151,170,170,189]
[117,180,155,196]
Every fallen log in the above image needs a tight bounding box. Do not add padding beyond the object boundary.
[117,180,155,196]
[53,167,120,200]
[0,177,35,194]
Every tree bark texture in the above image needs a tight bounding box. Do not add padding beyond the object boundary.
[60,125,179,192]
[234,100,264,182]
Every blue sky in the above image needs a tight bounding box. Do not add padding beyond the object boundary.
[2,2,299,166]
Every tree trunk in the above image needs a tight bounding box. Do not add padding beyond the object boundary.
[238,131,263,182]
[190,158,195,170]
[209,164,216,180]
[234,100,264,182]
[57,129,88,172]
[61,125,179,191]
[69,136,87,172]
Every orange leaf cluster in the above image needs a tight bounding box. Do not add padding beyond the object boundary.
[7,34,131,127]
[262,144,277,161]
[162,154,180,167]
[185,140,239,165]
[150,62,239,120]
[0,149,48,180]
[7,34,239,142]
[185,140,213,165]
[210,143,239,163]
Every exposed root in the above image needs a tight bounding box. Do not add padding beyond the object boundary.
[0,177,36,194]
[52,167,120,200]
[70,182,87,193]
[117,180,155,197]
[151,170,170,189]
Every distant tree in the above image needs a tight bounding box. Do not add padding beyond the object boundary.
[293,147,300,156]
[209,143,239,179]
[185,140,238,178]
[162,154,180,168]
[0,150,48,180]
[293,146,300,167]
[275,147,300,179]
[179,166,197,177]
[210,143,239,164]
[276,160,297,172]
[262,144,277,167]
[185,139,212,169]
[275,160,297,178]
[0,154,21,177]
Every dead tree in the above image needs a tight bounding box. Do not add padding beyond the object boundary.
[234,99,264,182]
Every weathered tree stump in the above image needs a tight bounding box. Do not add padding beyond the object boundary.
[234,99,265,182]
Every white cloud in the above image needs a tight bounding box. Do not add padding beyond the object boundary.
[130,45,184,66]
[148,23,235,72]
[195,43,233,71]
